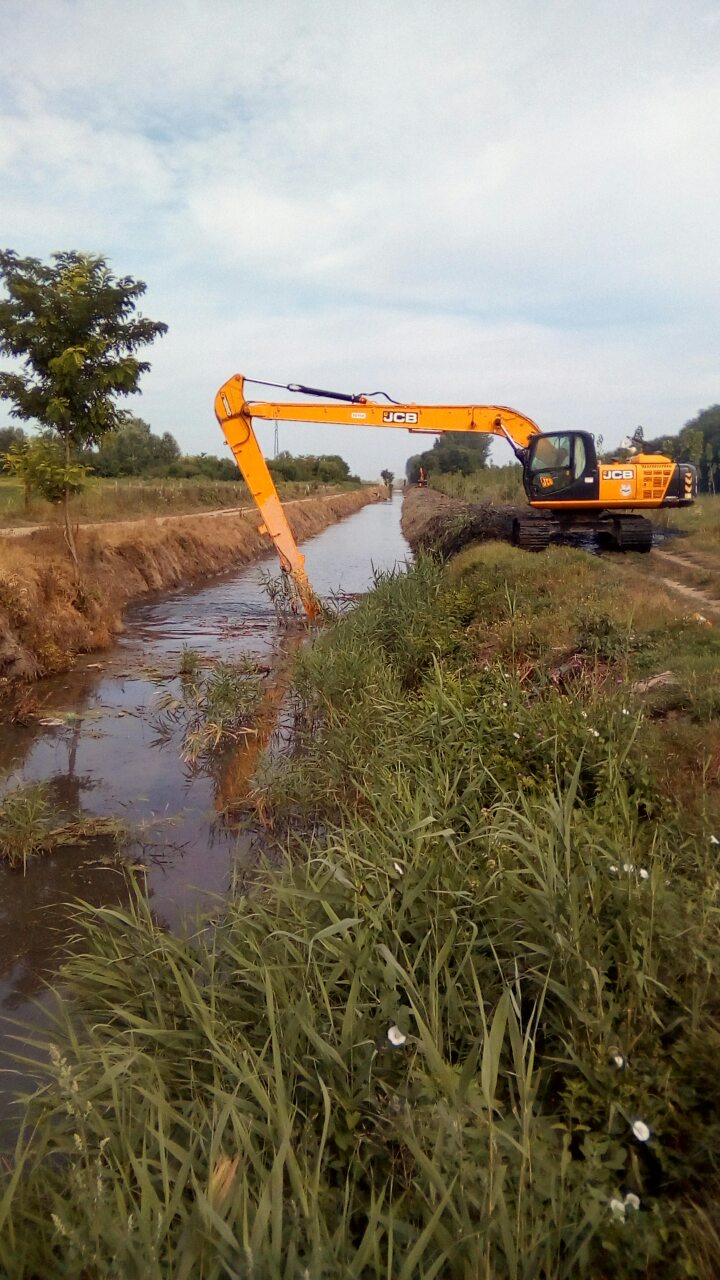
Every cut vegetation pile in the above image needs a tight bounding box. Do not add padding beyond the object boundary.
[401,484,516,558]
[2,543,719,1277]
[0,487,383,685]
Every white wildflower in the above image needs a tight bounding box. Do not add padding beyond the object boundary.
[609,1198,626,1221]
[624,1192,641,1212]
[589,728,600,738]
[609,865,619,874]
[581,711,588,719]
[512,732,520,740]
[612,1053,625,1068]
[631,1120,651,1142]
[388,1025,407,1047]
[710,835,719,846]
[623,862,634,873]
[622,708,630,716]
[639,868,649,881]
[393,861,404,876]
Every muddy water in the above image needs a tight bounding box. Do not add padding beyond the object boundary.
[0,495,408,1133]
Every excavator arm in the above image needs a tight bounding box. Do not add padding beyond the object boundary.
[214,373,542,618]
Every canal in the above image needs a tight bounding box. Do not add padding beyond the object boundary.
[0,494,409,1135]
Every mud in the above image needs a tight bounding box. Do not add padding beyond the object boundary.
[0,487,384,686]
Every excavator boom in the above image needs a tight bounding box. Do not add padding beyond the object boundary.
[214,373,542,618]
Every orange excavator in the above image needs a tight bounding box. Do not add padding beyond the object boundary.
[214,373,697,619]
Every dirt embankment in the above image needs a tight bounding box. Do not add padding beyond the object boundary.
[0,488,385,684]
[401,487,514,557]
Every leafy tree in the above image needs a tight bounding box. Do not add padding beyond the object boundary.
[3,434,91,514]
[406,431,492,482]
[91,417,180,477]
[269,452,354,485]
[0,424,26,471]
[380,468,394,495]
[644,407,720,494]
[0,249,167,575]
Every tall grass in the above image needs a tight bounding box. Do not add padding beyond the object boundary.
[2,553,719,1276]
[431,465,524,503]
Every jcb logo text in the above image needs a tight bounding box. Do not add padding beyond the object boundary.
[602,469,634,480]
[383,411,418,424]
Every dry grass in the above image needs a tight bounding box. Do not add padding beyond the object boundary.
[0,475,365,527]
[0,488,384,685]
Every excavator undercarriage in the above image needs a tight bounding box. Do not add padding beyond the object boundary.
[508,511,654,553]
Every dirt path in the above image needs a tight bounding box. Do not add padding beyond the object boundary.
[649,546,720,619]
[0,494,348,539]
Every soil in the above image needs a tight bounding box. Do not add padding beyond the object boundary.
[0,487,384,685]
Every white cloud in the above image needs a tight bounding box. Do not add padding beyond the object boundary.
[0,0,718,477]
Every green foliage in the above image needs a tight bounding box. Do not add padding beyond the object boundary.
[3,433,91,508]
[431,463,525,502]
[151,659,264,766]
[91,417,180,477]
[0,779,52,869]
[407,431,492,483]
[380,468,394,489]
[269,451,359,485]
[0,779,124,870]
[644,405,720,494]
[2,554,719,1275]
[0,249,167,451]
[0,424,25,472]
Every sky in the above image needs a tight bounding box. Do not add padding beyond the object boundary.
[0,0,718,478]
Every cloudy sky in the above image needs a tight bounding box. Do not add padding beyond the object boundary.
[1,0,718,477]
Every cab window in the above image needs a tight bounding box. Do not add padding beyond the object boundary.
[573,436,586,478]
[530,434,573,473]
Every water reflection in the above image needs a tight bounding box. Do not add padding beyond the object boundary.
[0,495,409,1123]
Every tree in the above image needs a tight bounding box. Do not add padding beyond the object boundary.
[0,250,167,576]
[3,434,91,514]
[406,431,492,482]
[0,424,26,472]
[380,468,394,496]
[91,417,181,477]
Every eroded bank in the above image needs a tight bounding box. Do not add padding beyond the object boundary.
[0,485,385,685]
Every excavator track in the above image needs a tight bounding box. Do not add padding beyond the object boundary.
[509,515,560,552]
[598,515,654,554]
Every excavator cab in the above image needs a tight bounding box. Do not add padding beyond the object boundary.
[523,431,599,505]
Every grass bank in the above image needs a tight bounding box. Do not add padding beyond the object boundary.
[0,487,384,685]
[2,544,718,1277]
[0,476,367,528]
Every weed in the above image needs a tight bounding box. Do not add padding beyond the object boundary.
[0,778,125,871]
[0,780,52,869]
[2,552,719,1275]
[178,644,201,678]
[152,659,264,766]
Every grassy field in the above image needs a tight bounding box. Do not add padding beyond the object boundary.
[1,541,719,1277]
[0,475,367,526]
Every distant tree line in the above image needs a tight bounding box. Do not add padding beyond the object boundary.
[640,406,720,495]
[406,431,492,483]
[1,419,361,487]
[268,450,360,485]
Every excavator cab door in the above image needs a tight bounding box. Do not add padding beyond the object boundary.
[524,432,599,504]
